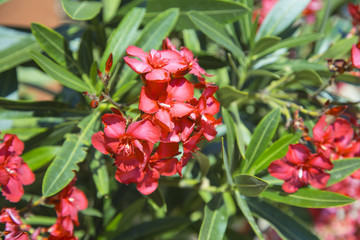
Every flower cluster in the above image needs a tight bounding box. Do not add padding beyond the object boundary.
[47,178,88,239]
[269,106,360,193]
[0,134,35,202]
[0,208,32,240]
[92,38,220,195]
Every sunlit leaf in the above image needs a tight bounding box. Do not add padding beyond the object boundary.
[61,0,102,20]
[234,174,269,197]
[199,194,228,240]
[262,187,355,208]
[22,146,60,171]
[327,158,360,186]
[42,112,100,197]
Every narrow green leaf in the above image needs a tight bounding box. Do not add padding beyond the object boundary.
[0,37,41,73]
[229,103,246,160]
[222,138,234,185]
[247,69,280,79]
[146,0,248,30]
[335,73,360,84]
[78,29,94,75]
[216,85,248,108]
[199,194,228,240]
[322,36,358,59]
[233,190,265,240]
[194,152,210,178]
[222,107,235,171]
[22,146,60,171]
[42,112,100,197]
[101,198,146,239]
[245,108,281,172]
[113,8,179,99]
[0,68,17,98]
[252,133,301,173]
[256,0,311,40]
[254,33,322,59]
[114,217,191,240]
[100,7,145,73]
[81,208,103,217]
[31,23,72,67]
[90,151,109,197]
[28,51,88,92]
[295,69,324,85]
[102,0,121,22]
[61,0,102,20]
[327,158,360,186]
[234,174,269,197]
[183,29,201,52]
[23,215,56,226]
[188,11,245,60]
[249,198,319,240]
[252,36,281,55]
[262,187,355,208]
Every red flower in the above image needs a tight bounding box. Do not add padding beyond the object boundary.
[351,43,360,68]
[0,134,35,202]
[268,144,333,193]
[48,216,77,240]
[124,46,188,83]
[348,3,360,27]
[0,208,30,240]
[136,142,179,195]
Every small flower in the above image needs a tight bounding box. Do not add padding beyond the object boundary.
[0,134,35,202]
[268,144,333,193]
[0,208,30,240]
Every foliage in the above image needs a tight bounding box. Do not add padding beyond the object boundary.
[1,0,360,239]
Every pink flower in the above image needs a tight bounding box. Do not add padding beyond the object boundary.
[0,134,35,202]
[268,144,333,193]
[351,43,360,68]
[124,46,188,83]
[0,208,30,240]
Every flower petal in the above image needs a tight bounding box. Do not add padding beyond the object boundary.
[286,144,310,165]
[268,159,296,180]
[102,114,126,138]
[127,119,161,143]
[123,56,152,74]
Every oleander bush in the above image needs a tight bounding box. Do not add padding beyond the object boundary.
[1,0,360,239]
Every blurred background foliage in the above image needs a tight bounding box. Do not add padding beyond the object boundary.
[1,0,360,239]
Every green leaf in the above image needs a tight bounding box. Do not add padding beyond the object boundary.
[252,133,301,173]
[222,107,235,171]
[0,0,10,4]
[78,29,94,75]
[100,7,145,73]
[248,198,319,240]
[247,69,280,79]
[22,146,60,171]
[256,0,311,40]
[101,199,146,239]
[216,85,248,108]
[194,152,210,178]
[114,217,191,240]
[102,0,121,22]
[322,36,358,59]
[199,194,228,240]
[233,190,265,240]
[30,23,72,67]
[61,0,102,20]
[81,208,103,218]
[28,51,88,92]
[146,0,248,30]
[42,112,100,197]
[252,36,281,55]
[187,11,245,60]
[245,108,281,172]
[113,8,179,99]
[229,103,246,160]
[23,215,56,226]
[262,187,355,208]
[0,68,17,98]
[90,151,109,197]
[327,158,360,186]
[335,73,360,84]
[254,33,322,59]
[222,138,234,185]
[0,37,41,73]
[295,69,324,85]
[234,174,269,197]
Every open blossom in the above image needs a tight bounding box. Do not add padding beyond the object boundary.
[47,178,88,239]
[0,208,30,240]
[268,144,333,193]
[0,134,35,202]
